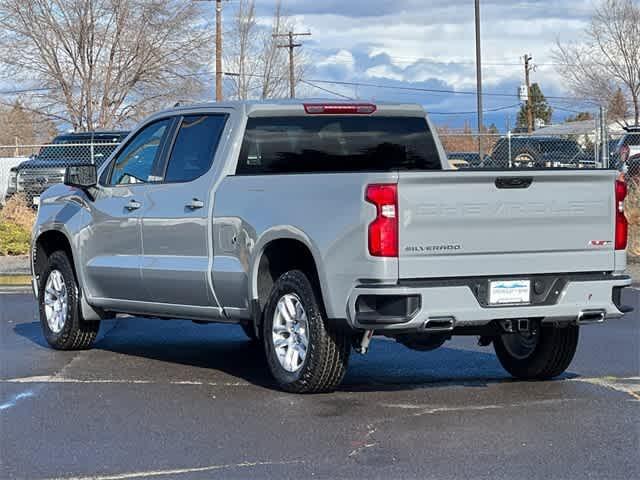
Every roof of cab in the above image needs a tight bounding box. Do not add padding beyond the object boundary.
[153,98,426,118]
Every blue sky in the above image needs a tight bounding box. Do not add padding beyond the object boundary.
[242,0,598,130]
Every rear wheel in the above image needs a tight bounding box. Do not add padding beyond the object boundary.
[38,250,99,350]
[494,324,579,379]
[262,270,350,393]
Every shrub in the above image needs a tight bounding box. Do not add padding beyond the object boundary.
[0,194,36,232]
[626,182,639,258]
[0,221,30,255]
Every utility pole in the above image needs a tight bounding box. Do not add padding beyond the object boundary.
[474,0,483,159]
[215,0,223,102]
[524,54,534,133]
[196,0,226,101]
[275,31,311,98]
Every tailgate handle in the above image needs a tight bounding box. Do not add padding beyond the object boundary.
[495,177,533,189]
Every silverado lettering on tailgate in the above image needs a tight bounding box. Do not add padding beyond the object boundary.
[414,200,608,218]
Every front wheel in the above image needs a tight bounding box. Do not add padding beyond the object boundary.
[262,270,350,393]
[38,250,100,350]
[494,324,579,380]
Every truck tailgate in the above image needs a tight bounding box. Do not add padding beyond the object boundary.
[398,170,618,279]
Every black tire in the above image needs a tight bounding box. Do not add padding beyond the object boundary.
[512,150,538,168]
[240,322,259,342]
[262,270,350,393]
[38,250,99,350]
[494,324,579,380]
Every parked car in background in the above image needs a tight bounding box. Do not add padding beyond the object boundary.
[626,153,640,184]
[490,136,592,168]
[6,131,129,205]
[447,158,470,169]
[614,126,640,169]
[608,139,622,169]
[446,152,492,168]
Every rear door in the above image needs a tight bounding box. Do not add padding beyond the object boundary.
[139,114,228,307]
[397,169,617,279]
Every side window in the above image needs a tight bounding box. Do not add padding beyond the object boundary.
[164,115,227,183]
[108,120,171,186]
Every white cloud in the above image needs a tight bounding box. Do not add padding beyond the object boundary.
[365,64,404,81]
[317,49,355,72]
[288,1,591,92]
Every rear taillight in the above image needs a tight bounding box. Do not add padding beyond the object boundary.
[615,179,628,250]
[365,184,398,257]
[620,145,630,164]
[304,103,377,115]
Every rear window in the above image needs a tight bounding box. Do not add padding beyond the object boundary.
[236,116,441,174]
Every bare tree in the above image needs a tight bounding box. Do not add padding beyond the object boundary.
[608,87,629,125]
[225,0,304,100]
[0,101,57,145]
[0,0,214,131]
[553,0,640,125]
[226,0,258,100]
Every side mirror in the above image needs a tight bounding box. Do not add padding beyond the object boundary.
[64,164,97,189]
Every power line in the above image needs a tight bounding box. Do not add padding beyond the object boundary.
[300,80,353,100]
[0,87,54,95]
[430,103,521,115]
[0,74,599,105]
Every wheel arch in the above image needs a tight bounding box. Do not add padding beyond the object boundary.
[249,230,328,336]
[33,227,105,321]
[33,228,76,281]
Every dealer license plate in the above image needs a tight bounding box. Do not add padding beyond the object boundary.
[489,280,531,305]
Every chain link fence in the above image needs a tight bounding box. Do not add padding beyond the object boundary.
[0,138,125,206]
[0,127,635,208]
[440,130,620,170]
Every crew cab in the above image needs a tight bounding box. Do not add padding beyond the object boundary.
[31,101,633,393]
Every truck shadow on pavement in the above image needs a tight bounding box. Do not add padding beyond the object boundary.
[13,318,578,392]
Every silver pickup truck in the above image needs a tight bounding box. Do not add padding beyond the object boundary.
[31,100,633,393]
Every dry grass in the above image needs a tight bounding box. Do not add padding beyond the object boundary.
[0,194,36,232]
[627,181,640,259]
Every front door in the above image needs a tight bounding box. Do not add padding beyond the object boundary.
[81,118,173,302]
[139,114,228,308]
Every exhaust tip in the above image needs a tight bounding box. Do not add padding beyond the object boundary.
[423,316,456,332]
[576,309,606,325]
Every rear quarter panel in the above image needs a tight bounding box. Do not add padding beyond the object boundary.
[212,172,399,319]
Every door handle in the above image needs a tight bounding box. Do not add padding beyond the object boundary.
[186,198,205,210]
[125,200,141,211]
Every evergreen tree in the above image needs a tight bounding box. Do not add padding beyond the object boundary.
[517,83,553,130]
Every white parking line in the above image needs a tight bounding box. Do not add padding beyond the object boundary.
[573,376,640,401]
[0,375,250,387]
[44,460,303,480]
[0,389,35,411]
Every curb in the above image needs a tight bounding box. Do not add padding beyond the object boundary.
[0,274,31,287]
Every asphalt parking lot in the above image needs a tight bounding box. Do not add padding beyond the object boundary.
[1,288,638,480]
